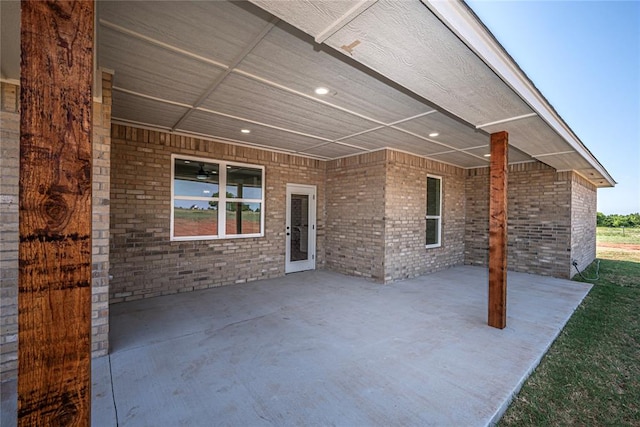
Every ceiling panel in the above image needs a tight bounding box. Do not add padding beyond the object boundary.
[536,152,594,172]
[98,0,273,65]
[178,110,326,153]
[99,27,221,106]
[113,91,189,129]
[320,0,534,126]
[89,0,611,186]
[481,116,570,156]
[300,143,366,159]
[249,0,371,37]
[461,146,533,165]
[393,112,488,150]
[508,147,535,164]
[576,169,612,188]
[200,73,379,140]
[238,23,433,123]
[427,151,487,168]
[0,1,20,80]
[339,127,447,155]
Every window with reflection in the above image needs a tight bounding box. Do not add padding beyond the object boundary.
[426,175,442,248]
[172,155,264,240]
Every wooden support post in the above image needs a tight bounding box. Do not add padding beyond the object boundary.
[18,1,94,425]
[488,131,508,329]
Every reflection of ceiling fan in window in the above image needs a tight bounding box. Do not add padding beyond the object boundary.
[196,163,217,180]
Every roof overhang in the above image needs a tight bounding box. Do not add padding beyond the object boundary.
[250,0,615,187]
[0,0,615,187]
[424,0,616,187]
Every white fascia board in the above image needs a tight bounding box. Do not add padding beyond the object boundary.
[422,0,615,186]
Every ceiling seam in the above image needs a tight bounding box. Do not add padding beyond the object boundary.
[389,126,490,163]
[111,85,338,144]
[232,68,388,126]
[99,19,228,69]
[112,86,192,108]
[533,150,576,158]
[298,110,438,155]
[111,117,330,161]
[314,0,379,43]
[475,112,537,129]
[170,16,280,132]
[195,106,332,142]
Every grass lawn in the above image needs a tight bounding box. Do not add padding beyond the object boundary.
[596,226,640,245]
[499,229,640,426]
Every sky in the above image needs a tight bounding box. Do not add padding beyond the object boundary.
[466,0,640,215]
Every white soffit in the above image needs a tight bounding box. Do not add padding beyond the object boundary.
[482,116,569,156]
[113,90,189,129]
[302,143,367,159]
[422,0,615,187]
[394,112,488,150]
[250,0,377,38]
[200,73,379,140]
[99,1,273,65]
[320,0,535,126]
[100,26,221,106]
[98,0,506,172]
[179,110,328,154]
[237,22,432,123]
[251,0,614,187]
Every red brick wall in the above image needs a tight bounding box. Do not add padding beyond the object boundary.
[109,125,326,302]
[384,151,466,282]
[0,82,19,381]
[464,162,577,278]
[325,151,387,281]
[570,173,597,276]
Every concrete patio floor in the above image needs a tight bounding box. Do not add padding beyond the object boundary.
[2,266,591,426]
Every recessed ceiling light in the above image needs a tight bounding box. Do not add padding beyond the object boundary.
[484,154,491,157]
[241,129,251,134]
[184,160,190,164]
[429,132,439,137]
[315,87,329,95]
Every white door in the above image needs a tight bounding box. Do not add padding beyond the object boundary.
[285,184,316,273]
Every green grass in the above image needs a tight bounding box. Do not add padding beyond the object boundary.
[597,226,640,245]
[499,251,640,426]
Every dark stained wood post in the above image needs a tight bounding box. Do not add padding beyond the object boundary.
[488,131,508,329]
[18,1,94,425]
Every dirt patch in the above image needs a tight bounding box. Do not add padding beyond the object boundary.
[597,243,640,251]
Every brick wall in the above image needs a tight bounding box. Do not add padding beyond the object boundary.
[384,151,466,282]
[0,82,19,381]
[325,151,386,281]
[92,73,112,356]
[109,125,326,302]
[570,173,597,276]
[465,161,574,278]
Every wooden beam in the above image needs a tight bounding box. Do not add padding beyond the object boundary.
[488,131,508,329]
[18,1,94,425]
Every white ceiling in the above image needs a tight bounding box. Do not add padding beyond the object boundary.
[0,0,614,186]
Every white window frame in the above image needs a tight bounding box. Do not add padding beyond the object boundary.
[425,174,442,249]
[171,153,265,241]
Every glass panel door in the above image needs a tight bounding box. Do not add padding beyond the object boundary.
[285,185,316,273]
[290,194,309,262]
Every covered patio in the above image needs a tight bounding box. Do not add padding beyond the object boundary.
[2,266,591,426]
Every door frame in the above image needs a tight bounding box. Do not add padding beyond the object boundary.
[285,184,317,273]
